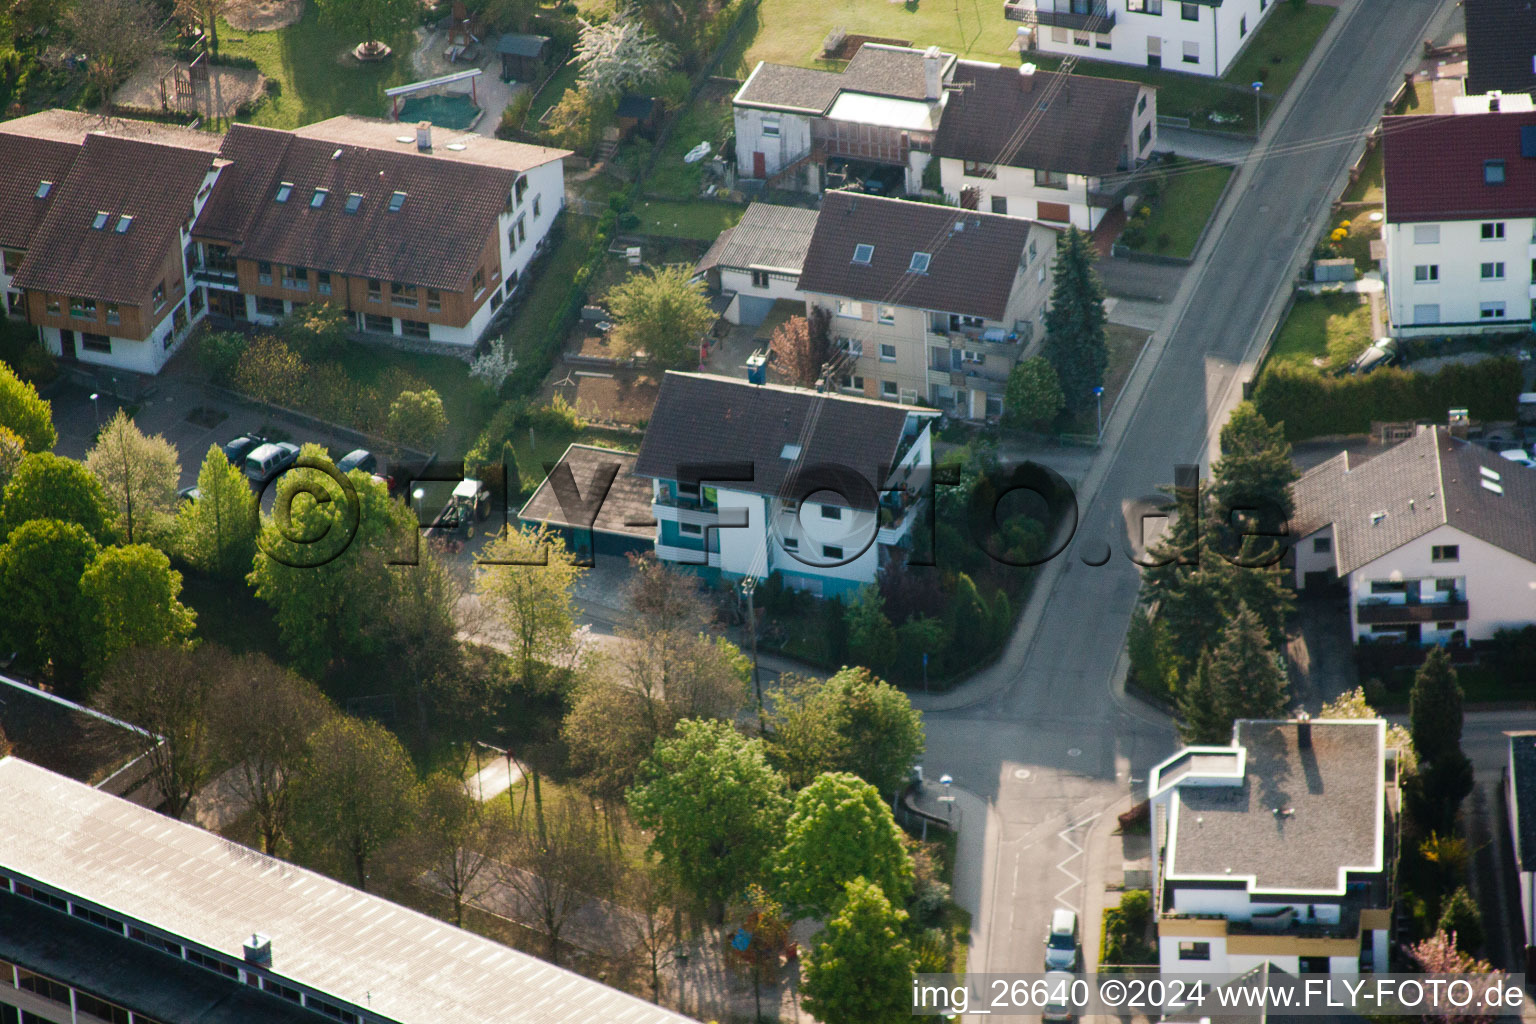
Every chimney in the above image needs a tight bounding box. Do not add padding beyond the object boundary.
[923,45,943,101]
[1296,712,1312,750]
[1448,407,1470,438]
[416,120,433,152]
[243,933,272,966]
[1490,90,1503,112]
[1018,62,1037,93]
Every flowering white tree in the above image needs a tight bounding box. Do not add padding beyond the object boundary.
[574,17,675,100]
[470,338,518,389]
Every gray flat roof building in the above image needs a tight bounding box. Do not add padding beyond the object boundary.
[0,756,694,1024]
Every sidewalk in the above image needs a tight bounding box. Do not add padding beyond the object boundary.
[1157,126,1253,164]
[908,780,990,966]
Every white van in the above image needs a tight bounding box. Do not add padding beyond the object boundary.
[244,442,300,484]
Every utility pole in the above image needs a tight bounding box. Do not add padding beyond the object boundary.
[741,575,762,729]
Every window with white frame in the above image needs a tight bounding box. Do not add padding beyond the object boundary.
[836,298,863,318]
[1481,301,1507,318]
[1182,40,1199,63]
[881,380,898,398]
[1481,261,1505,280]
[879,343,897,361]
[762,117,780,138]
[878,304,896,324]
[1414,264,1438,282]
[1482,221,1506,240]
[1413,224,1439,244]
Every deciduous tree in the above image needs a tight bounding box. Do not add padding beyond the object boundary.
[0,362,54,452]
[172,0,229,52]
[387,388,449,448]
[846,585,896,675]
[1408,930,1503,1024]
[81,544,196,673]
[769,310,832,388]
[64,0,157,105]
[314,0,416,57]
[415,772,517,926]
[85,409,181,546]
[208,656,333,854]
[765,666,925,795]
[289,715,421,890]
[621,856,681,1003]
[1320,686,1416,774]
[1003,355,1064,429]
[0,451,116,543]
[605,265,715,368]
[1438,886,1484,956]
[775,772,913,919]
[0,425,24,492]
[627,719,789,921]
[801,877,916,1024]
[476,524,586,690]
[0,518,98,686]
[176,444,258,579]
[1041,227,1107,416]
[574,17,675,100]
[500,798,616,964]
[93,644,224,821]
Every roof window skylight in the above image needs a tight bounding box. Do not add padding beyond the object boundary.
[35,181,52,199]
[852,243,874,264]
[311,187,328,208]
[275,181,293,203]
[114,215,132,234]
[388,191,407,212]
[908,252,931,273]
[91,211,109,229]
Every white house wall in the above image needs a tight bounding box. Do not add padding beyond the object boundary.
[719,267,805,324]
[1385,215,1536,336]
[1293,524,1338,588]
[734,107,814,179]
[1027,0,1275,78]
[497,159,565,294]
[1348,523,1536,642]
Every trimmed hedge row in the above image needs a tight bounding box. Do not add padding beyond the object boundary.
[1253,356,1522,441]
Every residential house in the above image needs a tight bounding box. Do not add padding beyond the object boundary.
[1150,717,1398,975]
[1381,104,1536,336]
[1289,424,1536,646]
[0,111,227,374]
[796,191,1056,420]
[693,201,818,325]
[0,110,569,373]
[632,371,936,597]
[192,116,569,346]
[933,61,1156,229]
[1506,732,1536,972]
[1006,0,1279,77]
[0,756,695,1024]
[1465,0,1536,98]
[518,443,656,563]
[733,43,956,192]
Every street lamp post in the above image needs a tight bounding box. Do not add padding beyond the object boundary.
[89,392,100,431]
[1092,385,1104,442]
[412,487,425,525]
[939,773,955,828]
[741,575,762,727]
[1252,81,1263,135]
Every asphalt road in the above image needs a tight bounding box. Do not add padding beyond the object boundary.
[919,0,1452,1004]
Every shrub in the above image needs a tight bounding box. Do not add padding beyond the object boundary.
[280,304,350,362]
[231,336,304,405]
[387,388,449,448]
[1101,890,1156,968]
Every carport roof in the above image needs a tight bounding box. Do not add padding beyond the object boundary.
[519,444,655,539]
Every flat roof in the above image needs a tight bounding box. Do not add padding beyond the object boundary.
[518,444,654,539]
[825,91,938,131]
[0,757,693,1024]
[1163,720,1387,895]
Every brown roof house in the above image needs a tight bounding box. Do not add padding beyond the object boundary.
[1149,717,1399,976]
[0,110,569,373]
[796,191,1057,420]
[1289,423,1536,646]
[632,371,937,598]
[932,61,1157,230]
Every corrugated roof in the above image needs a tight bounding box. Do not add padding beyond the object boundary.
[10,134,217,304]
[0,757,695,1024]
[734,43,954,113]
[519,444,654,538]
[1290,426,1536,574]
[1465,0,1536,97]
[694,201,818,275]
[798,191,1036,321]
[632,371,919,509]
[934,62,1144,177]
[1382,110,1536,222]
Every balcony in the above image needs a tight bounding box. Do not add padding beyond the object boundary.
[1004,1,1115,31]
[1356,597,1468,625]
[194,264,240,290]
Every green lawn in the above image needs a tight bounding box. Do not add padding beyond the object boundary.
[1133,157,1234,259]
[334,344,498,459]
[634,199,744,239]
[725,0,1333,132]
[509,424,640,497]
[501,216,599,378]
[646,84,735,199]
[215,6,421,129]
[1268,293,1373,372]
[529,59,580,123]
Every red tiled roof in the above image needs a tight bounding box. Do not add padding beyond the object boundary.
[1381,111,1536,222]
[194,123,520,292]
[10,134,216,304]
[0,134,78,250]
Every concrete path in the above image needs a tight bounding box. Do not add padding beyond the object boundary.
[1158,126,1253,165]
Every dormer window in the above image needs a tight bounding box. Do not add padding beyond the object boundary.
[35,181,52,199]
[908,252,931,273]
[114,215,132,234]
[1485,159,1506,185]
[388,191,406,212]
[92,211,109,230]
[311,187,329,208]
[852,244,874,264]
[345,192,363,214]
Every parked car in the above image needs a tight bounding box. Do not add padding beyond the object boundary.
[1042,970,1076,1023]
[178,485,201,503]
[336,449,377,475]
[1500,448,1536,469]
[244,442,301,484]
[1349,337,1398,375]
[1044,908,1080,971]
[222,434,266,467]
